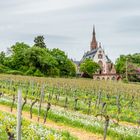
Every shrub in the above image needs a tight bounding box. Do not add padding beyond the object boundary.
[47,67,60,77]
[0,65,10,73]
[34,69,43,77]
[19,66,29,72]
[25,67,36,75]
[6,70,24,75]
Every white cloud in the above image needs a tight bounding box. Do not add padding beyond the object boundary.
[12,0,98,15]
[0,0,140,62]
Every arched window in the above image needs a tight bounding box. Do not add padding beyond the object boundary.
[98,60,103,74]
[98,61,103,68]
[107,77,110,80]
[112,76,116,80]
[98,54,103,59]
[97,77,100,80]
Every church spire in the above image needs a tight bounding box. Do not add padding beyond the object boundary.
[90,25,97,50]
[93,25,95,35]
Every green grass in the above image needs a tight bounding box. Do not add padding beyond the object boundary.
[0,98,140,140]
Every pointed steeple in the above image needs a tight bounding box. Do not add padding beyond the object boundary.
[90,25,98,50]
[92,25,95,35]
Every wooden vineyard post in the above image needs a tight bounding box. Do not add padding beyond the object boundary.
[104,115,109,140]
[11,87,16,112]
[38,85,44,122]
[96,113,110,140]
[44,102,51,124]
[64,96,68,109]
[11,94,16,112]
[88,99,92,114]
[116,94,121,123]
[17,88,22,140]
[74,97,78,110]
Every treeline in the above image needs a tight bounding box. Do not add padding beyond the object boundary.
[115,53,140,82]
[0,36,76,77]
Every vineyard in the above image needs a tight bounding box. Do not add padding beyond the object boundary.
[0,74,140,140]
[0,110,76,140]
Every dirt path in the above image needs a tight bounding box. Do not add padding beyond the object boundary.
[0,104,103,140]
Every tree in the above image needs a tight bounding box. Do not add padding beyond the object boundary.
[4,42,30,70]
[0,39,76,77]
[61,59,76,77]
[115,54,140,82]
[80,59,100,77]
[0,51,5,64]
[34,36,46,48]
[115,55,126,75]
[51,48,76,77]
[24,47,58,75]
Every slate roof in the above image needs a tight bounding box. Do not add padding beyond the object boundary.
[82,48,112,64]
[106,55,111,63]
[73,61,80,66]
[83,48,98,59]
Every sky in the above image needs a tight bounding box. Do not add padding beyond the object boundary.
[0,0,140,62]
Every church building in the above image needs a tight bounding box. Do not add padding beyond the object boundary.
[77,26,120,80]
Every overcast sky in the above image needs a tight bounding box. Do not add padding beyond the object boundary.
[0,0,140,62]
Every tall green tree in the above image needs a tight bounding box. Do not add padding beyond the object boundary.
[24,47,58,75]
[0,38,76,77]
[34,36,46,48]
[4,42,30,69]
[115,54,140,82]
[51,48,76,76]
[80,59,100,77]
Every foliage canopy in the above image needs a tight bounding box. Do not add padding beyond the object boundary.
[115,53,140,82]
[0,36,76,77]
[80,58,100,77]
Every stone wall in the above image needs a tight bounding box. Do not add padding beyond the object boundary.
[93,74,121,81]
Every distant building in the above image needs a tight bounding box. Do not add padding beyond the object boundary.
[74,26,120,80]
[73,60,81,76]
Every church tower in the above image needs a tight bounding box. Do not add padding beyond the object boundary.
[90,25,98,50]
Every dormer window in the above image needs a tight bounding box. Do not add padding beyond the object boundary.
[98,54,102,59]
